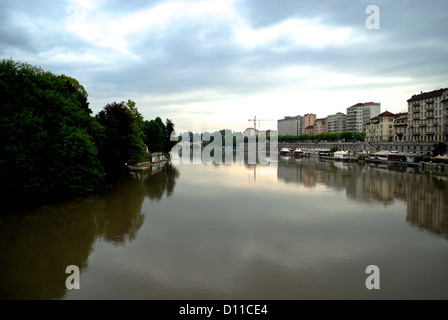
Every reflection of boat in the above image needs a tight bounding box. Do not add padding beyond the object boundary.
[280,148,292,156]
[293,148,304,157]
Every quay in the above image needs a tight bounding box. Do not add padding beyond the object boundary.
[276,142,448,176]
[128,152,168,172]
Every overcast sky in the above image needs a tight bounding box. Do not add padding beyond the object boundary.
[1,0,447,132]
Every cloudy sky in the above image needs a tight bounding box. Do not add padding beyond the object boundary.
[1,0,447,132]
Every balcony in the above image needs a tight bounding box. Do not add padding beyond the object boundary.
[426,113,434,119]
[425,98,434,104]
[426,105,434,111]
[420,123,427,127]
[412,101,420,106]
[412,107,419,112]
[413,115,420,120]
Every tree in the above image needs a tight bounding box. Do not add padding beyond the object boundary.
[143,117,166,153]
[433,142,447,157]
[0,59,104,199]
[165,118,176,153]
[96,101,146,177]
[125,100,147,164]
[330,146,339,154]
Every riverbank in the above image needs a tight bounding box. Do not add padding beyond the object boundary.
[127,160,168,172]
[290,152,448,176]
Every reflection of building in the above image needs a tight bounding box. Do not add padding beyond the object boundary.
[276,158,448,238]
[304,169,316,188]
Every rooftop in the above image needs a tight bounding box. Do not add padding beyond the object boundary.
[407,87,448,102]
[378,111,395,117]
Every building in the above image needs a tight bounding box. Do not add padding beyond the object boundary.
[346,102,381,133]
[443,94,448,141]
[302,113,316,134]
[407,88,448,142]
[278,114,315,136]
[326,112,347,133]
[313,118,327,135]
[277,116,302,136]
[365,111,396,142]
[305,126,314,135]
[394,112,408,142]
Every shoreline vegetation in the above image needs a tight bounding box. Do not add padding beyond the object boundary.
[0,59,176,203]
[2,59,447,204]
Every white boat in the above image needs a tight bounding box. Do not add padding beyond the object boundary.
[293,148,304,156]
[280,148,292,156]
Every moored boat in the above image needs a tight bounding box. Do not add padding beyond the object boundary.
[280,147,292,156]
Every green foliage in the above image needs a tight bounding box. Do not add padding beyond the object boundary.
[330,146,339,153]
[0,59,104,199]
[143,117,166,152]
[165,118,176,152]
[433,142,446,157]
[95,101,147,176]
[143,117,176,153]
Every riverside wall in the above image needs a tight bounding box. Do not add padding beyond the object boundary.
[278,141,437,155]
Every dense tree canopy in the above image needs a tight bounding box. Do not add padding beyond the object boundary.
[0,59,104,199]
[143,117,176,153]
[95,100,147,177]
[0,59,175,201]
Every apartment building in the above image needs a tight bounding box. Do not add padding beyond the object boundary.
[365,111,396,142]
[346,102,381,133]
[277,116,302,136]
[326,112,347,133]
[302,113,316,133]
[394,113,408,142]
[313,118,327,135]
[407,88,448,142]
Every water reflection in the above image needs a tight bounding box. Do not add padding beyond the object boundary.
[0,162,180,299]
[130,162,180,200]
[276,158,448,239]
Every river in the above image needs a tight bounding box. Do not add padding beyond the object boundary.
[1,157,447,299]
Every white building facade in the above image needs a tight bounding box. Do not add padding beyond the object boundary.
[346,102,381,133]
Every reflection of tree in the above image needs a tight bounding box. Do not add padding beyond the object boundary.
[0,199,99,299]
[142,162,180,200]
[95,173,147,245]
[0,162,181,299]
[165,163,180,197]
